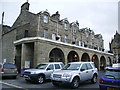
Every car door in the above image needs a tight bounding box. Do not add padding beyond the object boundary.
[45,64,54,79]
[80,63,89,81]
[86,63,94,79]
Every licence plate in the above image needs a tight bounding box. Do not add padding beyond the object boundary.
[54,78,60,81]
[107,87,119,90]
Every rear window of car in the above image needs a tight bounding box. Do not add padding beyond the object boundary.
[105,69,120,79]
[3,63,16,69]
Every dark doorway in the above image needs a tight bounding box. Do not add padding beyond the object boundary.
[15,45,22,73]
[81,53,90,62]
[92,55,99,70]
[49,48,65,63]
[67,51,79,62]
[100,56,106,70]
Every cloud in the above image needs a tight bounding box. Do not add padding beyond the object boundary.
[0,0,118,50]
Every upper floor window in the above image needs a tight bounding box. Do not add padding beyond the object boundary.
[79,41,81,46]
[64,23,68,30]
[44,29,48,38]
[85,32,88,37]
[92,34,94,39]
[52,33,56,41]
[43,15,48,23]
[24,30,28,37]
[73,26,77,34]
[81,42,84,47]
[64,35,68,43]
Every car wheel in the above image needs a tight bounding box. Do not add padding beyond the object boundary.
[52,81,59,87]
[91,74,97,83]
[71,77,80,89]
[37,75,44,84]
[25,79,31,82]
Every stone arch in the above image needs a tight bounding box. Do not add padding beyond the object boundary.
[49,48,65,63]
[81,53,90,62]
[92,54,99,70]
[67,51,79,62]
[100,56,106,70]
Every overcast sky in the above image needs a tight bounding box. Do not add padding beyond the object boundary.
[0,0,119,50]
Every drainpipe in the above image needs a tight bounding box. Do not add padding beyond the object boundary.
[37,14,40,37]
[0,12,4,63]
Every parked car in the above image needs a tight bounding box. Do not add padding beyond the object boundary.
[112,63,120,67]
[0,63,18,78]
[99,67,120,90]
[23,62,64,84]
[51,62,98,88]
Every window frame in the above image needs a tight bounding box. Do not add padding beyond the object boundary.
[43,15,49,23]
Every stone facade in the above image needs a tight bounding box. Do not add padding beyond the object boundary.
[1,2,113,71]
[110,32,120,63]
[118,1,120,34]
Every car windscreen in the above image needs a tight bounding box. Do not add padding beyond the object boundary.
[105,69,120,79]
[62,63,81,70]
[3,63,16,69]
[36,64,48,69]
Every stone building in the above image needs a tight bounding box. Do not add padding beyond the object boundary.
[1,2,113,71]
[118,1,120,34]
[110,31,120,63]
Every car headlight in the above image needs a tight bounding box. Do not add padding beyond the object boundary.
[63,73,71,77]
[31,72,37,74]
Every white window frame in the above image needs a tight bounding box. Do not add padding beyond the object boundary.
[52,33,56,41]
[43,15,48,23]
[64,23,68,30]
[64,35,68,43]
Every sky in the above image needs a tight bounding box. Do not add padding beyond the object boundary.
[0,0,119,50]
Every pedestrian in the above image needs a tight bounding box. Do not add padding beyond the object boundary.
[118,57,120,63]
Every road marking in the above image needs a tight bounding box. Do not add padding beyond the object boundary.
[0,81,28,90]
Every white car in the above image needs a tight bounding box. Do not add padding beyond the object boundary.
[23,62,64,84]
[51,62,98,88]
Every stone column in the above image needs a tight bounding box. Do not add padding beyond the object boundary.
[34,41,39,67]
[21,43,27,69]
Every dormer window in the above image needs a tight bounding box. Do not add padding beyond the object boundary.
[73,26,77,34]
[64,23,68,30]
[43,15,48,23]
[85,32,88,37]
